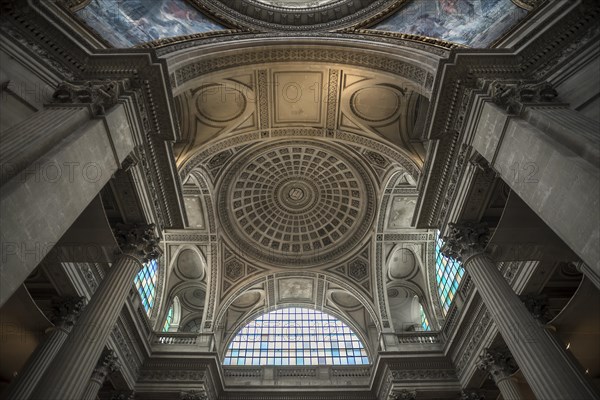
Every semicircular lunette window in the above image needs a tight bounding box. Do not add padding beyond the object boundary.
[224,307,369,366]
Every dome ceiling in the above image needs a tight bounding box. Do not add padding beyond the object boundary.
[188,0,407,31]
[254,0,339,9]
[217,140,376,267]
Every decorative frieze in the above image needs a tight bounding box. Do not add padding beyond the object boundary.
[138,369,205,382]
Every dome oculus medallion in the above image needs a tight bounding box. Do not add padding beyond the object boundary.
[217,141,375,267]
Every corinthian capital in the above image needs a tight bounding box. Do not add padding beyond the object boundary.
[114,223,161,263]
[459,390,485,400]
[180,390,207,400]
[50,296,86,328]
[389,389,417,400]
[476,347,517,381]
[441,222,489,262]
[91,349,120,383]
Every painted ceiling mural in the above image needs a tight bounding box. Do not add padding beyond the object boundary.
[374,0,528,48]
[74,0,527,48]
[75,0,224,48]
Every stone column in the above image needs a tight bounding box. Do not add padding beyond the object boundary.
[1,296,85,400]
[80,349,120,400]
[442,223,599,400]
[30,224,160,400]
[477,347,522,400]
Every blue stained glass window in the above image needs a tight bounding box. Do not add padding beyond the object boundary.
[420,305,431,331]
[162,304,174,332]
[435,231,464,315]
[223,307,369,366]
[134,258,158,315]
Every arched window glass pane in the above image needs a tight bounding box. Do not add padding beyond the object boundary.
[223,307,369,367]
[435,230,464,315]
[162,304,174,332]
[420,305,431,331]
[134,258,158,315]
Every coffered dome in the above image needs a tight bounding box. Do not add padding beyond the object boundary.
[217,140,376,267]
[254,0,339,9]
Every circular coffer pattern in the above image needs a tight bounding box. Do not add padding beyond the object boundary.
[217,141,376,267]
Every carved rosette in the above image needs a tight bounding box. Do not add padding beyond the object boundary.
[389,389,417,400]
[52,80,123,115]
[477,347,518,382]
[91,349,120,383]
[113,224,162,264]
[441,222,489,262]
[180,389,208,400]
[50,296,86,329]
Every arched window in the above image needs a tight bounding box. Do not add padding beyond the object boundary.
[162,304,174,332]
[134,258,158,315]
[223,307,369,366]
[420,305,431,331]
[435,231,464,315]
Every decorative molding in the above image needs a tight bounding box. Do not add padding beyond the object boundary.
[488,80,558,114]
[455,309,493,374]
[138,369,205,382]
[52,80,124,115]
[390,369,457,381]
[460,390,486,400]
[184,0,409,32]
[389,389,416,400]
[180,390,208,400]
[173,48,433,96]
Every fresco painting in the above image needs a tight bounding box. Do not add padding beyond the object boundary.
[76,0,224,48]
[374,0,528,48]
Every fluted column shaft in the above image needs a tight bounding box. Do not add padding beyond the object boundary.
[465,252,597,399]
[1,326,70,400]
[29,254,141,400]
[80,375,104,400]
[495,376,522,400]
[1,296,85,400]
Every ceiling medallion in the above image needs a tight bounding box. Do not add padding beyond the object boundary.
[187,0,409,31]
[217,140,376,267]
